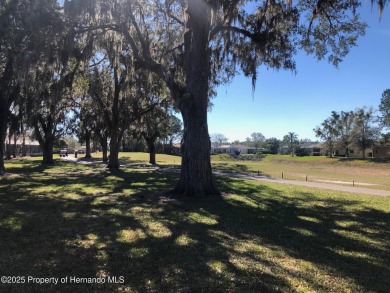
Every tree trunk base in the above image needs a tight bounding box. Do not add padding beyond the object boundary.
[169,186,221,197]
[169,176,221,197]
[107,163,120,169]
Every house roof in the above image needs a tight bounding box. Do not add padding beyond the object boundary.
[10,139,41,146]
[237,145,256,149]
[213,144,255,150]
[300,142,322,149]
[373,145,390,149]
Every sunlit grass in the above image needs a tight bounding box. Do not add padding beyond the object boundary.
[11,151,390,189]
[0,159,389,292]
[211,154,390,189]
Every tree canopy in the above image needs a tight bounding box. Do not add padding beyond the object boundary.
[379,89,390,127]
[314,107,382,158]
[0,0,387,196]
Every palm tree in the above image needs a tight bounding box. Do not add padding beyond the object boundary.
[283,132,299,157]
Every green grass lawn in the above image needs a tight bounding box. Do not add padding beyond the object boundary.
[211,154,390,189]
[76,152,181,167]
[78,152,390,189]
[0,158,389,292]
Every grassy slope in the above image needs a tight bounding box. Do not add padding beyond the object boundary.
[211,154,390,189]
[0,158,389,292]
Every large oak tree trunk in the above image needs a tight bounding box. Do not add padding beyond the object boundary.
[107,67,123,169]
[171,2,220,197]
[41,139,54,165]
[33,118,55,165]
[172,99,219,196]
[85,130,92,158]
[108,136,120,168]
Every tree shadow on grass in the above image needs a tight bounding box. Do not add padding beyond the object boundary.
[0,168,389,292]
[212,163,273,178]
[3,159,49,174]
[217,176,390,291]
[77,156,158,169]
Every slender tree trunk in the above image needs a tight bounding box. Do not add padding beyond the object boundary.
[171,2,220,196]
[7,130,12,159]
[147,139,157,165]
[21,123,26,156]
[169,138,173,155]
[149,147,156,165]
[100,136,108,163]
[143,135,157,165]
[0,58,14,175]
[85,130,92,158]
[0,105,7,175]
[13,135,17,158]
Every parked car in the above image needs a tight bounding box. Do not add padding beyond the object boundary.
[59,150,68,157]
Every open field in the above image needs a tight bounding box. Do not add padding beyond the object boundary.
[211,154,390,190]
[68,152,390,189]
[78,152,181,166]
[1,157,389,292]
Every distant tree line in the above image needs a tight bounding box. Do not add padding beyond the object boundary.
[210,89,390,159]
[314,92,390,158]
[211,131,308,156]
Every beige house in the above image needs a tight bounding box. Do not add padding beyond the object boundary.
[211,144,256,155]
[3,138,42,157]
[372,146,390,159]
[334,147,374,158]
[299,142,323,156]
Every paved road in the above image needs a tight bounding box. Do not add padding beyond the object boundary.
[60,157,390,197]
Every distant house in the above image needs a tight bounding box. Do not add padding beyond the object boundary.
[334,147,374,158]
[3,138,42,157]
[163,143,182,155]
[211,144,256,155]
[299,141,390,159]
[279,145,290,155]
[75,146,86,154]
[372,145,390,159]
[299,142,323,156]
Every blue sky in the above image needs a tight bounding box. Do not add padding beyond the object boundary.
[208,4,390,142]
